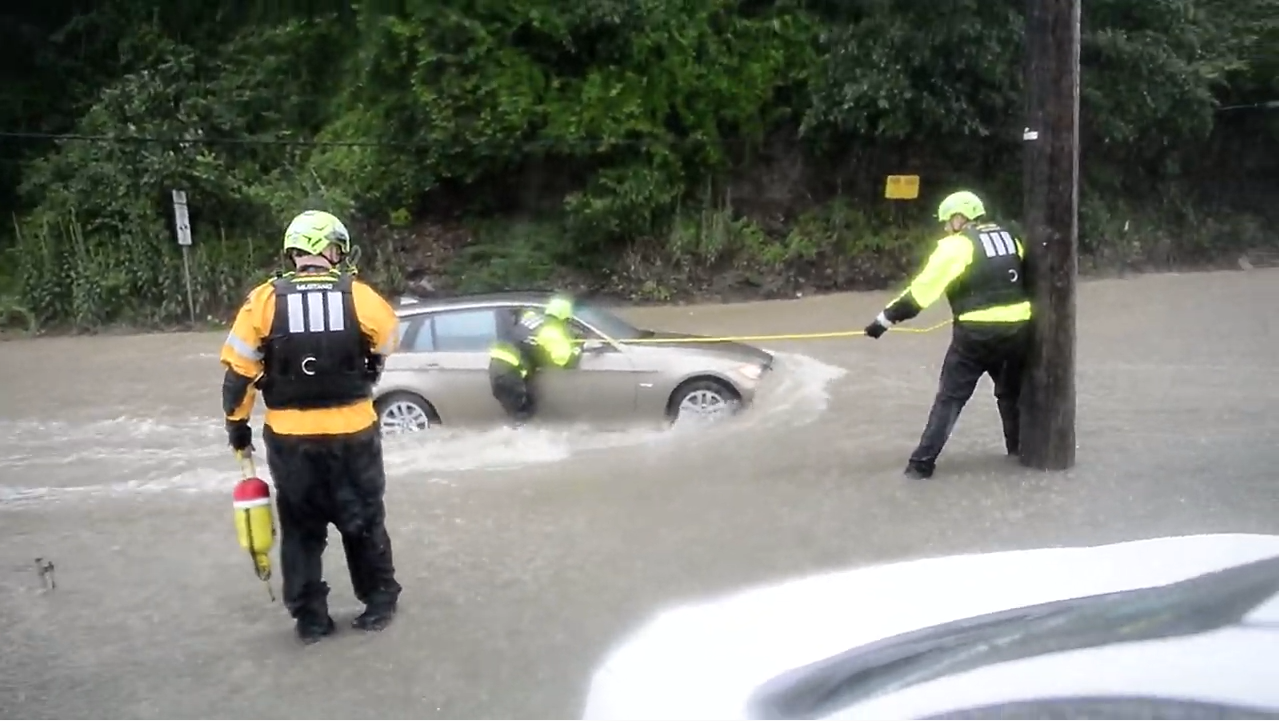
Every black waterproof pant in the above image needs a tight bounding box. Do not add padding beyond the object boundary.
[263,423,401,622]
[908,320,1031,473]
[489,359,535,422]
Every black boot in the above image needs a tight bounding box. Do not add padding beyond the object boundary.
[903,461,935,480]
[296,612,336,644]
[352,602,397,632]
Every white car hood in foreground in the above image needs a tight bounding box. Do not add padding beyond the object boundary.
[582,533,1279,720]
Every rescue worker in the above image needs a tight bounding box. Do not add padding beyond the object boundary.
[863,190,1031,480]
[487,294,581,424]
[220,210,403,643]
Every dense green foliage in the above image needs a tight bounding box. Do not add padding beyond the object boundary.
[1,0,1276,329]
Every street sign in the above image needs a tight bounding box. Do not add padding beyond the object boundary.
[884,175,920,200]
[171,189,196,325]
[171,190,192,246]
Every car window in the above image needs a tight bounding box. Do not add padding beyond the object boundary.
[398,316,435,352]
[514,305,596,340]
[575,301,646,340]
[495,306,524,334]
[433,308,498,352]
[568,318,600,340]
[507,305,588,340]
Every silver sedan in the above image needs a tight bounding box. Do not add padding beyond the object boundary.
[373,292,775,434]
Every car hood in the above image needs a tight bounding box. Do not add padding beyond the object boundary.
[625,331,774,366]
[581,533,1279,720]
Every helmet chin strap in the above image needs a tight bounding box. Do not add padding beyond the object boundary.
[342,245,362,273]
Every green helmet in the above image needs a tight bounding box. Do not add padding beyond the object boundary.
[544,294,574,321]
[283,210,351,256]
[937,191,986,223]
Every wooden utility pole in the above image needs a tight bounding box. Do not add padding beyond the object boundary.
[1019,0,1080,470]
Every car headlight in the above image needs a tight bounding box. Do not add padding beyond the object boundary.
[735,364,764,381]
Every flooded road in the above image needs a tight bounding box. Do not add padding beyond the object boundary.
[3,269,1279,719]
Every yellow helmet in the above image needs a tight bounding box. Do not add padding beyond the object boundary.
[544,294,574,321]
[283,210,351,255]
[936,191,986,223]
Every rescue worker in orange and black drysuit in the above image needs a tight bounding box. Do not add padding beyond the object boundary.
[219,210,403,644]
[863,191,1032,480]
[487,295,581,425]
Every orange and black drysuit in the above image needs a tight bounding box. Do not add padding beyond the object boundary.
[219,266,402,634]
[866,221,1032,477]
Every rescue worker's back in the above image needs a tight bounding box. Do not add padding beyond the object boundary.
[221,269,399,435]
[863,190,1031,479]
[219,210,403,644]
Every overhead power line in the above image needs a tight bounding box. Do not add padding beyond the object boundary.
[1217,100,1279,112]
[0,130,758,150]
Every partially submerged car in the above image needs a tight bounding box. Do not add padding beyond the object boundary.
[582,533,1279,720]
[373,291,774,433]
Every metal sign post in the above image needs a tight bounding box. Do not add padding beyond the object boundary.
[171,190,196,326]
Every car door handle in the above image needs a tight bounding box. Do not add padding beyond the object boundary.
[424,362,441,369]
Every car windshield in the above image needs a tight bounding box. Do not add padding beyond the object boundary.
[574,301,649,340]
[747,554,1279,720]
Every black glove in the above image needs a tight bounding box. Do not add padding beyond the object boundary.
[226,420,254,452]
[864,319,889,339]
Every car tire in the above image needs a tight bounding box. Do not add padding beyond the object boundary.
[667,378,741,425]
[375,392,440,435]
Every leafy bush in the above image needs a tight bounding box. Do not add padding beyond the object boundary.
[4,0,1276,326]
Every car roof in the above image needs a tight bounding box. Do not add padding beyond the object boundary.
[393,290,558,316]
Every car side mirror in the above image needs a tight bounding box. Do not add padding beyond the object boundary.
[581,339,609,354]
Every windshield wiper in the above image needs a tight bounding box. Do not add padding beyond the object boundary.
[749,605,1077,719]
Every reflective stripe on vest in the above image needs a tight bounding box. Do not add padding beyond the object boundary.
[489,344,526,375]
[957,300,1032,323]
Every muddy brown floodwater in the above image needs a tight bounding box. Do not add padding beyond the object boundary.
[2,269,1278,719]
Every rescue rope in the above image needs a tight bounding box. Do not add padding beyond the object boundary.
[581,319,953,345]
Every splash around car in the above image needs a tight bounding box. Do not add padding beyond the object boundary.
[372,291,775,434]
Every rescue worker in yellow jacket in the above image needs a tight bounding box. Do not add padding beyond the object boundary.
[864,191,1031,480]
[219,210,403,643]
[488,294,581,424]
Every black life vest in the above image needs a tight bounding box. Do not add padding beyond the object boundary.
[491,308,544,369]
[945,223,1030,318]
[259,270,372,410]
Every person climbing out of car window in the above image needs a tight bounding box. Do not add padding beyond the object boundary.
[488,307,536,424]
[487,293,582,426]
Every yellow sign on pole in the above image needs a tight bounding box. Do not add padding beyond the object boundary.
[884,175,920,200]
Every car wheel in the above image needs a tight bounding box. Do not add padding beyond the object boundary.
[669,379,740,425]
[376,392,439,435]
